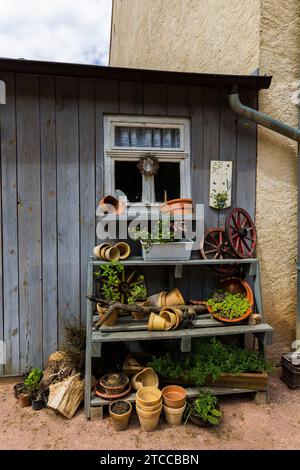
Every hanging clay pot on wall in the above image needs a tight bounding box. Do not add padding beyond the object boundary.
[99,195,125,215]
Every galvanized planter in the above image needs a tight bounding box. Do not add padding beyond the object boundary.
[141,240,193,261]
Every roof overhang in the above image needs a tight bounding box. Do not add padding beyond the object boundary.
[0,58,272,91]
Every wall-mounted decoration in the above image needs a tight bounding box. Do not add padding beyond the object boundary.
[209,160,232,209]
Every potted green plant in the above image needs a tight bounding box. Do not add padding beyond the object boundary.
[130,220,193,261]
[19,368,43,408]
[207,290,251,323]
[31,391,45,411]
[184,391,222,427]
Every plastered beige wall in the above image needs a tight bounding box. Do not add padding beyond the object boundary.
[110,0,300,358]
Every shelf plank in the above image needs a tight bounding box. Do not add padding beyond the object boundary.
[89,257,258,266]
[92,323,273,343]
[90,386,256,406]
[99,317,225,332]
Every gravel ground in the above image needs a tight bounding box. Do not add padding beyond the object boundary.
[0,370,299,450]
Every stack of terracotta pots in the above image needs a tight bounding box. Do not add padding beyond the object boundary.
[147,288,185,308]
[162,385,186,425]
[136,387,162,432]
[93,242,131,261]
[148,307,183,331]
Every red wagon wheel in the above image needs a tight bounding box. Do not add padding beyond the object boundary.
[225,208,257,258]
[200,228,240,274]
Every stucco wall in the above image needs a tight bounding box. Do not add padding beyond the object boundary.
[110,0,300,358]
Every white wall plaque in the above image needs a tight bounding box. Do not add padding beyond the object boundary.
[209,160,232,209]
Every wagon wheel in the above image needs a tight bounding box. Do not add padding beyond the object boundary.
[95,267,145,306]
[225,208,257,258]
[200,228,241,274]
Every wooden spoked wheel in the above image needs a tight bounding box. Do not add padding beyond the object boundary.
[200,228,240,274]
[225,208,257,258]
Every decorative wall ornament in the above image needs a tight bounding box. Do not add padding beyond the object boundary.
[209,160,233,209]
[137,153,160,176]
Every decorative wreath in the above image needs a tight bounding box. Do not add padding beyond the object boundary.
[137,153,160,176]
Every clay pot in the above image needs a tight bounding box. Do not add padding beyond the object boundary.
[114,242,131,260]
[97,306,118,326]
[165,288,185,306]
[104,246,120,262]
[131,367,159,391]
[131,311,146,320]
[162,385,186,408]
[109,400,132,431]
[32,397,44,411]
[99,195,125,215]
[100,373,129,395]
[207,277,254,324]
[147,312,167,331]
[136,400,162,413]
[136,386,162,407]
[136,405,162,432]
[163,402,186,425]
[160,307,183,329]
[19,392,32,408]
[160,198,193,216]
[159,309,177,330]
[93,243,112,259]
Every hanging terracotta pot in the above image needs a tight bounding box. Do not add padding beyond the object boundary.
[99,195,125,215]
[114,242,131,260]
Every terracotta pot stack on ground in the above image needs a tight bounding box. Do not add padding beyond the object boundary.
[162,385,186,425]
[135,387,162,431]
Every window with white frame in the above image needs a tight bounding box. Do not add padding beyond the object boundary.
[104,115,191,205]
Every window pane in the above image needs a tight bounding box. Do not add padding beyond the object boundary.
[115,126,181,148]
[115,161,142,202]
[154,162,181,202]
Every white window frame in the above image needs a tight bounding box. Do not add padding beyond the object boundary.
[103,115,191,207]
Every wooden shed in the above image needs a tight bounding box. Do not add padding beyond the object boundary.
[0,58,271,375]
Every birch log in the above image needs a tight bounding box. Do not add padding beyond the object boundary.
[47,373,84,419]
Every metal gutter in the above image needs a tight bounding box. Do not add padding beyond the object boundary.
[228,86,300,142]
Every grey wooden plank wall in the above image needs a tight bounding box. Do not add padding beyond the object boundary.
[0,73,257,375]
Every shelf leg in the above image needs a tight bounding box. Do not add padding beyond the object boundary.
[84,261,94,420]
[90,406,104,421]
[181,337,191,352]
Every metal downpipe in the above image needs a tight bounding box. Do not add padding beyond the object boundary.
[228,86,300,143]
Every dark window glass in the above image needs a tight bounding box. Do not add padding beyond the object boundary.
[154,162,180,202]
[115,161,142,202]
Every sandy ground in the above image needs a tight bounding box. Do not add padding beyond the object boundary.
[0,370,299,450]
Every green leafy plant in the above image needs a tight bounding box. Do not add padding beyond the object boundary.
[94,261,124,302]
[207,290,250,320]
[127,279,148,304]
[129,220,188,252]
[184,391,222,425]
[24,367,43,396]
[213,191,228,209]
[148,338,273,387]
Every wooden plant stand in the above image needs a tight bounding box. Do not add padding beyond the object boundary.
[84,257,273,420]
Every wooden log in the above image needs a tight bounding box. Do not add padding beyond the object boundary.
[42,351,74,389]
[47,373,84,419]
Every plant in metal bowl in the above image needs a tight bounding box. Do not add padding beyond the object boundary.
[184,391,222,426]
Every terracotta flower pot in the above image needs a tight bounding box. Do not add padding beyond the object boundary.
[136,405,162,432]
[97,306,118,326]
[100,373,129,395]
[99,195,125,215]
[104,246,120,262]
[147,312,167,331]
[159,309,177,330]
[159,307,183,329]
[163,402,186,425]
[136,386,162,407]
[207,277,254,324]
[109,400,132,431]
[93,243,112,259]
[165,288,185,306]
[160,198,193,216]
[136,400,162,412]
[162,385,186,408]
[114,242,131,260]
[19,392,32,408]
[131,367,159,391]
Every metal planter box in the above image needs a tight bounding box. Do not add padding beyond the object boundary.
[141,240,193,261]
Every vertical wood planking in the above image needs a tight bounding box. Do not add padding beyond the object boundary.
[0,73,19,374]
[40,77,57,363]
[219,89,237,226]
[95,79,118,206]
[119,81,143,115]
[56,77,80,344]
[143,83,167,115]
[0,86,3,374]
[189,86,204,300]
[236,90,257,217]
[202,87,220,297]
[79,79,96,324]
[16,75,42,370]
